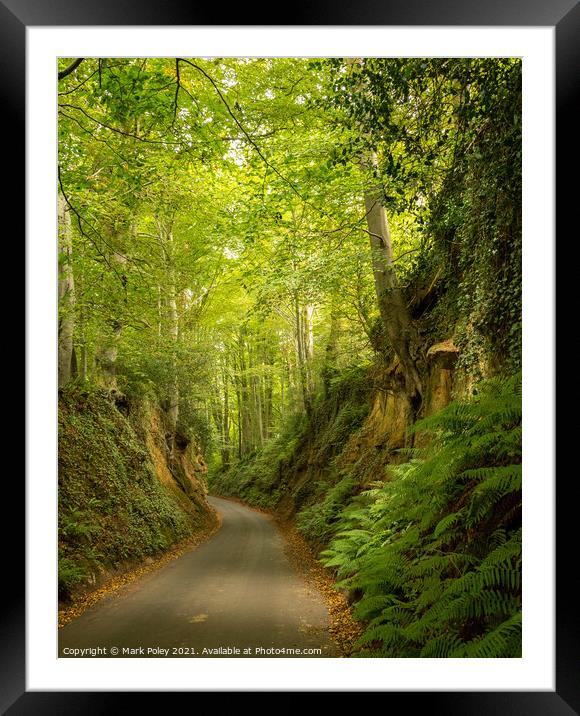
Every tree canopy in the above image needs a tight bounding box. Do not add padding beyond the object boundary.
[58,55,522,659]
[58,55,521,463]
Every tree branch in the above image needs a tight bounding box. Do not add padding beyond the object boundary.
[58,58,85,81]
[59,103,180,145]
[172,59,181,128]
[177,58,319,211]
[58,165,123,282]
[58,68,99,96]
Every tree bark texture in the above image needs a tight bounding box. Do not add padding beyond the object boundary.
[362,155,422,405]
[58,191,75,389]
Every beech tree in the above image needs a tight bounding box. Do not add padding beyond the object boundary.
[58,190,75,388]
[57,55,520,462]
[362,152,422,406]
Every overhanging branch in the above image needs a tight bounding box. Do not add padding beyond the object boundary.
[58,58,85,81]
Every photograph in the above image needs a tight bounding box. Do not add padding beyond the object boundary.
[56,55,523,660]
[11,8,573,708]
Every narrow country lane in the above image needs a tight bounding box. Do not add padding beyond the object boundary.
[58,497,337,658]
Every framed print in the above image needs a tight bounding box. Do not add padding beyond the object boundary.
[10,0,576,710]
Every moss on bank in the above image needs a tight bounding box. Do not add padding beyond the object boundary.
[58,385,215,601]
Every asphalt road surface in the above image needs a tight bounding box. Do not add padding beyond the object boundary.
[59,496,337,658]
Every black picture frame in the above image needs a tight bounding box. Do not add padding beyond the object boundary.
[11,0,576,711]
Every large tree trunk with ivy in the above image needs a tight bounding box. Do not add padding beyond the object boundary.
[362,155,422,407]
[58,191,75,389]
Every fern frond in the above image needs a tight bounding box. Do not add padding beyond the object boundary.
[355,624,407,649]
[420,633,464,658]
[353,595,395,619]
[480,531,522,567]
[433,510,464,538]
[442,590,520,622]
[452,612,522,658]
[321,372,521,658]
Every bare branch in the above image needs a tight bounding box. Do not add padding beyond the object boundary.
[59,103,180,145]
[58,68,99,96]
[58,165,123,282]
[58,58,85,81]
[172,59,181,128]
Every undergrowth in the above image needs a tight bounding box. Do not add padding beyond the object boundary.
[296,474,359,543]
[321,372,522,657]
[210,366,372,511]
[58,386,204,601]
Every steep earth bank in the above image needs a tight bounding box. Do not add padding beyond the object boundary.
[211,336,460,547]
[58,386,218,604]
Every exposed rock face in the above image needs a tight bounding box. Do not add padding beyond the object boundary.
[274,344,462,517]
[425,340,460,415]
[340,363,410,465]
[337,343,460,467]
[142,405,210,513]
[426,339,460,364]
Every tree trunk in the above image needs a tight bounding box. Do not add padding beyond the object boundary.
[303,304,315,396]
[249,343,264,447]
[166,283,179,445]
[157,285,163,337]
[212,354,232,467]
[280,363,286,425]
[96,320,122,389]
[70,346,78,378]
[222,358,231,466]
[235,379,243,459]
[58,191,75,389]
[362,153,422,406]
[294,292,313,417]
[157,218,179,456]
[236,329,252,457]
[95,230,127,389]
[262,342,273,441]
[79,327,88,383]
[212,396,225,458]
[322,306,339,397]
[76,265,88,383]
